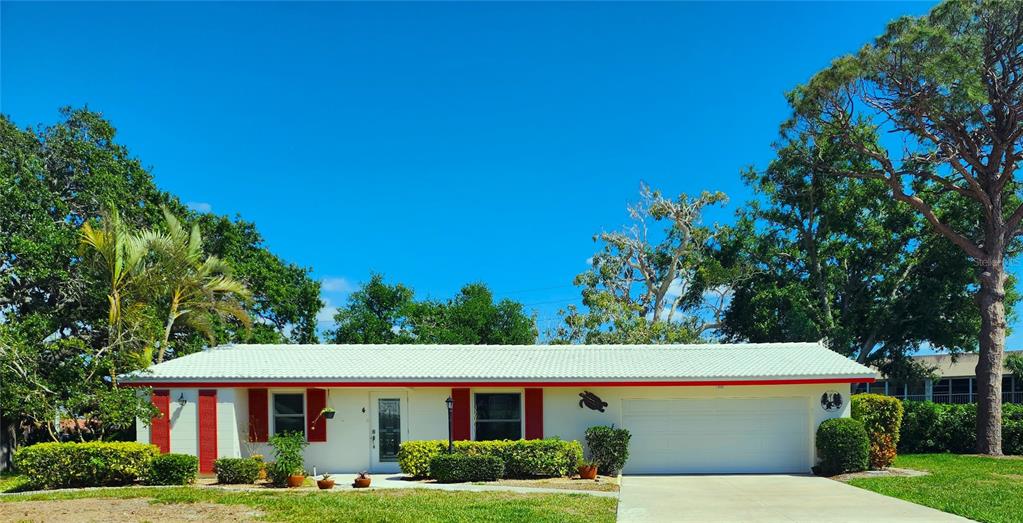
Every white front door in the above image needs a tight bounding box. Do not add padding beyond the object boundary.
[621,397,811,474]
[369,392,408,473]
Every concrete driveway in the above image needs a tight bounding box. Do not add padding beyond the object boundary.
[617,475,970,522]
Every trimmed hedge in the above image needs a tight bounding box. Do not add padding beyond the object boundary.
[13,442,159,490]
[899,401,1023,454]
[851,394,903,469]
[397,439,582,479]
[429,453,505,483]
[214,457,262,484]
[585,425,631,476]
[144,453,198,485]
[816,418,869,476]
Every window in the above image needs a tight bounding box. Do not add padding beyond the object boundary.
[273,393,305,436]
[474,393,521,441]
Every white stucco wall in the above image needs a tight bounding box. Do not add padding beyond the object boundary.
[139,383,852,474]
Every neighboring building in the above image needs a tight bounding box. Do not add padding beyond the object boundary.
[857,350,1022,404]
[124,342,875,475]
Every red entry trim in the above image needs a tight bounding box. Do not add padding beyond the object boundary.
[150,390,171,453]
[198,390,218,473]
[524,388,543,440]
[452,388,471,440]
[248,389,269,442]
[306,388,328,442]
[127,377,874,388]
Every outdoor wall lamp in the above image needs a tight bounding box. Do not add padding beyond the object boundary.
[444,396,454,453]
[176,393,186,407]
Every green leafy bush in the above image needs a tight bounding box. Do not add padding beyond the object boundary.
[815,418,869,476]
[584,425,631,476]
[1004,405,1023,455]
[397,439,582,479]
[429,453,504,483]
[214,457,262,484]
[898,401,1023,455]
[144,453,198,485]
[898,401,942,453]
[13,441,159,489]
[267,432,308,487]
[851,394,903,469]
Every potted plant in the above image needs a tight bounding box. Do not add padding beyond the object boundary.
[353,471,371,488]
[269,432,309,488]
[577,459,598,480]
[320,407,336,420]
[317,473,335,490]
[287,469,306,488]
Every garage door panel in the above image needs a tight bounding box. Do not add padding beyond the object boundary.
[622,398,810,474]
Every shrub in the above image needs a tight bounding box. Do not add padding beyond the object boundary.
[429,453,504,483]
[898,401,942,453]
[398,440,446,478]
[815,418,869,476]
[939,403,977,453]
[13,441,159,489]
[267,432,308,487]
[397,439,582,479]
[851,394,903,469]
[144,453,198,485]
[1004,404,1023,455]
[214,457,262,484]
[899,401,1023,455]
[584,425,631,476]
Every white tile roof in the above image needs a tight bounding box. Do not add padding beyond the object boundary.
[123,342,877,383]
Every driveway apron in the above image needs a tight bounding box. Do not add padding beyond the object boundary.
[617,475,970,523]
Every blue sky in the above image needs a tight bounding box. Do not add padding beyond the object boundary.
[8,1,1008,347]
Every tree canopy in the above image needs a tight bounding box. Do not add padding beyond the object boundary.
[786,0,1023,454]
[328,275,537,345]
[720,124,992,377]
[0,108,322,455]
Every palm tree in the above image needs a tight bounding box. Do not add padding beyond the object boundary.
[154,207,251,363]
[79,207,164,378]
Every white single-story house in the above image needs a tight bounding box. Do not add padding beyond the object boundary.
[123,342,875,475]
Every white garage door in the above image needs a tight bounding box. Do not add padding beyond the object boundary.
[621,397,810,474]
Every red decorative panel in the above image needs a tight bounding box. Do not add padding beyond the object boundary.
[150,390,170,453]
[248,389,269,442]
[198,390,218,473]
[452,388,471,440]
[524,388,543,439]
[306,388,328,442]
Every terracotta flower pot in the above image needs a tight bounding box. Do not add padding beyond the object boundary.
[287,474,306,488]
[578,465,598,480]
[317,479,335,490]
[353,477,371,488]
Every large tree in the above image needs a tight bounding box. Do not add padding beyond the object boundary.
[790,0,1023,454]
[554,185,744,344]
[721,126,986,376]
[0,107,322,463]
[328,275,537,344]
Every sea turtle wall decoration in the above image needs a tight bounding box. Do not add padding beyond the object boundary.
[579,391,608,412]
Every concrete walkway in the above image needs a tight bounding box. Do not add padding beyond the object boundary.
[617,475,971,522]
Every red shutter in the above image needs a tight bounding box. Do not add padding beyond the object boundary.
[306,388,328,442]
[524,388,543,439]
[198,390,218,473]
[150,390,171,453]
[248,389,269,442]
[452,388,471,440]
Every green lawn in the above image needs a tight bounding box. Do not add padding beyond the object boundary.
[0,483,616,523]
[0,472,29,493]
[848,454,1023,523]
